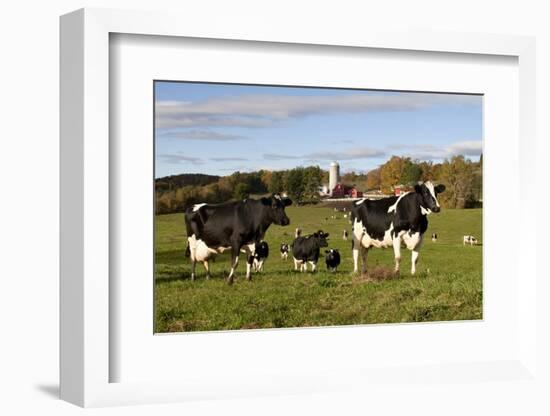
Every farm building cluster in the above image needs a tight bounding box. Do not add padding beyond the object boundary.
[319,161,386,199]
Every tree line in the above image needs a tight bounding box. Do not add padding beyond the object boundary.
[155,166,325,214]
[364,154,483,208]
[155,154,482,214]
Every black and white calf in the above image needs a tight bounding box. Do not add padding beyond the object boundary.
[184,194,292,284]
[252,241,269,272]
[431,233,438,242]
[291,230,329,272]
[463,235,478,246]
[351,181,445,275]
[325,249,341,272]
[280,243,290,260]
[342,230,349,240]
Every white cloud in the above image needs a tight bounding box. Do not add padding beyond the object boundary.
[158,129,247,141]
[158,154,204,165]
[445,140,483,157]
[210,157,248,162]
[263,140,481,164]
[156,93,480,129]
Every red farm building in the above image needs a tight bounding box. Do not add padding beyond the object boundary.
[331,184,363,198]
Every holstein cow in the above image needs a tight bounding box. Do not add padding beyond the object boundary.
[252,241,269,272]
[184,194,292,284]
[431,233,438,242]
[325,248,341,272]
[291,230,329,272]
[463,235,478,246]
[351,182,446,275]
[280,243,290,260]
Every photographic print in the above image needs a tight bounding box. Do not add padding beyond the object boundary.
[154,81,483,332]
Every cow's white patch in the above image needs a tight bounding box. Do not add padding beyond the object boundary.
[403,231,422,250]
[387,192,410,213]
[192,203,207,212]
[425,181,440,208]
[420,206,432,216]
[355,198,366,206]
[188,234,216,262]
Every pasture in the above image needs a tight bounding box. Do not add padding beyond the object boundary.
[155,206,482,332]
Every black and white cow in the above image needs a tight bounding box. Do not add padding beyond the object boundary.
[291,230,329,272]
[280,243,290,260]
[184,194,292,284]
[325,248,341,272]
[431,233,438,242]
[351,181,445,275]
[252,241,269,272]
[463,235,478,246]
[342,229,349,240]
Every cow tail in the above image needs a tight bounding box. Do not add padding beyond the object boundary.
[185,244,190,258]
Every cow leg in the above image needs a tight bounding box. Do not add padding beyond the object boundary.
[203,260,211,280]
[360,247,368,274]
[309,261,317,273]
[190,259,196,281]
[227,249,240,285]
[411,235,424,275]
[352,244,361,273]
[293,258,299,271]
[246,256,254,280]
[392,236,402,276]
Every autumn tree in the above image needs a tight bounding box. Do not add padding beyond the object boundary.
[438,155,476,208]
[366,168,381,190]
[380,156,405,192]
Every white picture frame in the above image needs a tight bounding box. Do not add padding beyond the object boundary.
[60,8,538,408]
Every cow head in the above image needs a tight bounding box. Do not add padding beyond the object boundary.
[414,181,446,213]
[261,194,292,226]
[313,230,330,247]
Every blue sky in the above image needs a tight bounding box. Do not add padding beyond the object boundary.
[155,81,482,178]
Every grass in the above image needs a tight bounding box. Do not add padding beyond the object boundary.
[155,206,482,332]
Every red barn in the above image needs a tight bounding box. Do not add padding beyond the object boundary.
[331,184,363,198]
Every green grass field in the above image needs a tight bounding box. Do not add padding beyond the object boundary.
[155,206,482,332]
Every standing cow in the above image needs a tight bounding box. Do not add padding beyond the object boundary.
[252,241,269,272]
[291,230,329,272]
[184,194,292,284]
[351,182,445,275]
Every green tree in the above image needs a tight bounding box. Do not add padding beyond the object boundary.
[401,158,422,184]
[285,167,305,202]
[302,165,323,200]
[269,171,284,194]
[233,182,250,200]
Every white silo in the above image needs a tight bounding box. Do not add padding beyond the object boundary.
[329,161,340,195]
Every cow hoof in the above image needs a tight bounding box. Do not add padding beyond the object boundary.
[205,274,211,280]
[226,276,234,285]
[190,274,195,281]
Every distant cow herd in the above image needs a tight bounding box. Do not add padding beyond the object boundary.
[183,181,479,284]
